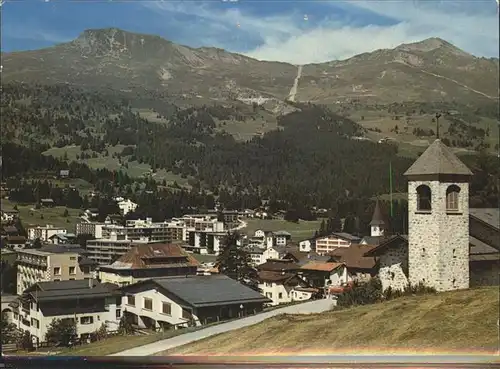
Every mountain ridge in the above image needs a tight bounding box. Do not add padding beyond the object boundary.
[2,27,498,106]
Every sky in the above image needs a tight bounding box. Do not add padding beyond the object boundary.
[1,0,499,64]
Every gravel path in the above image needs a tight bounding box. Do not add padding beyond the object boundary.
[110,299,334,356]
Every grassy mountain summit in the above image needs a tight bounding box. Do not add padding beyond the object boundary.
[2,28,498,106]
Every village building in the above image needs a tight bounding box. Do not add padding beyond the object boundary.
[76,221,106,238]
[86,232,151,265]
[116,198,138,216]
[40,198,55,208]
[119,275,271,330]
[255,259,320,305]
[48,232,76,245]
[27,225,68,242]
[98,243,200,286]
[298,261,349,290]
[16,244,98,295]
[10,279,121,345]
[1,209,19,222]
[315,232,361,255]
[364,139,500,292]
[328,243,378,282]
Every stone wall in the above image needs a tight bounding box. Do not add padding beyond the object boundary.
[470,261,500,286]
[379,246,409,291]
[408,180,469,292]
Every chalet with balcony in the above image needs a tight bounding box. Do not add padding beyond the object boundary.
[11,279,121,345]
[119,275,271,330]
[98,243,200,286]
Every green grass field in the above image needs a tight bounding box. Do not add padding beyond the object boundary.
[1,199,81,232]
[164,286,499,356]
[243,219,321,241]
[42,145,192,187]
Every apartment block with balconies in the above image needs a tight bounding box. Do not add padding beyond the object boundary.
[16,245,97,295]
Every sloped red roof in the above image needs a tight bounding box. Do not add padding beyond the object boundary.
[329,244,377,270]
[257,270,297,283]
[300,261,344,272]
[110,243,200,269]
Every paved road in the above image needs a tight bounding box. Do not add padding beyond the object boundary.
[110,299,335,356]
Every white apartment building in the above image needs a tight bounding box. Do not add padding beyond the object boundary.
[315,232,361,255]
[86,232,150,265]
[76,222,105,238]
[27,225,67,242]
[12,280,121,345]
[184,231,226,255]
[102,218,185,244]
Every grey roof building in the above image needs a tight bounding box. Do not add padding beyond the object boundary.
[404,139,473,178]
[119,275,271,327]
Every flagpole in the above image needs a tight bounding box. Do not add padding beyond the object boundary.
[389,161,393,218]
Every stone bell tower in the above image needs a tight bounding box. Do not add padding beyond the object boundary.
[404,139,473,292]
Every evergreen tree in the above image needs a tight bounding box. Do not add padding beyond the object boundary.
[216,232,251,282]
[45,318,77,347]
[342,215,356,234]
[319,219,327,235]
[331,215,342,232]
[32,238,42,249]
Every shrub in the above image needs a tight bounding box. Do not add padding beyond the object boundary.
[383,282,436,301]
[118,314,134,335]
[337,278,383,308]
[18,330,34,351]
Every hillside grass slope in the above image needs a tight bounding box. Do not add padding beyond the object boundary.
[161,287,499,356]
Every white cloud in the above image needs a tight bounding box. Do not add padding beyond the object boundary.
[145,0,499,64]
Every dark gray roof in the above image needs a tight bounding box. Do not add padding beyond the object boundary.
[370,200,385,226]
[245,246,264,254]
[404,139,473,177]
[361,236,385,246]
[273,230,292,237]
[470,208,499,230]
[153,275,270,307]
[39,244,86,254]
[26,280,118,302]
[79,255,98,266]
[330,232,361,242]
[469,236,499,262]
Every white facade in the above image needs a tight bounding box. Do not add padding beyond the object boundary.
[258,281,293,306]
[117,199,138,216]
[371,225,384,237]
[76,222,105,238]
[27,225,67,242]
[248,251,265,266]
[408,180,470,292]
[262,247,280,262]
[315,235,352,254]
[2,211,18,222]
[290,288,314,302]
[299,239,313,252]
[122,288,200,328]
[14,297,120,344]
[275,235,287,246]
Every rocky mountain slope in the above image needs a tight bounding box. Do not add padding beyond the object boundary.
[2,28,498,107]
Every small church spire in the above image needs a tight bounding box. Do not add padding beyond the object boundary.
[370,199,385,237]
